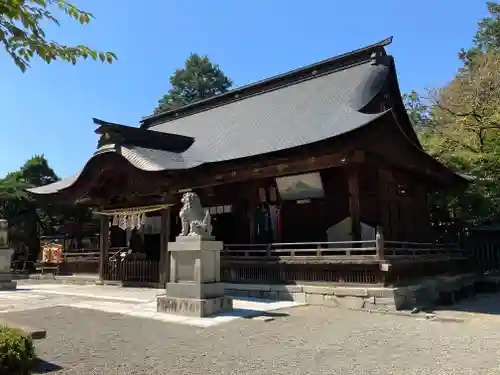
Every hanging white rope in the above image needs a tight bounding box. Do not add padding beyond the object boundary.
[93,204,173,216]
[93,204,173,231]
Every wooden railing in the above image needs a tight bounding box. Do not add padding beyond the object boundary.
[464,237,500,274]
[220,240,469,285]
[51,247,127,275]
[222,240,467,262]
[103,259,159,284]
[61,247,128,262]
[383,241,467,260]
[62,251,99,262]
[223,241,380,263]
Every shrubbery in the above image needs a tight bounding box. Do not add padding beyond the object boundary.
[0,326,36,374]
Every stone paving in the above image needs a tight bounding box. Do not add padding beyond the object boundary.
[4,303,500,374]
[0,284,301,327]
[2,284,500,374]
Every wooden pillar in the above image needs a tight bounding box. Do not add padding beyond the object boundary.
[378,170,388,240]
[347,166,361,242]
[378,169,395,241]
[159,207,171,288]
[248,185,257,244]
[98,215,109,282]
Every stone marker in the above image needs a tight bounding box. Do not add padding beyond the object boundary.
[157,192,233,317]
[0,219,16,290]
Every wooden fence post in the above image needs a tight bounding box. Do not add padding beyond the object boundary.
[159,207,171,288]
[376,226,385,260]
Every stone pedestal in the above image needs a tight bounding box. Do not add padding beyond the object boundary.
[0,248,16,290]
[0,220,15,290]
[157,236,233,317]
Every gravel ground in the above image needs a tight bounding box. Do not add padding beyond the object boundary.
[3,305,500,375]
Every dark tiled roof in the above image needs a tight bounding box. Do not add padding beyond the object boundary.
[29,38,393,195]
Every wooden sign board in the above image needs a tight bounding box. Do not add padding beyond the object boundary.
[41,244,63,264]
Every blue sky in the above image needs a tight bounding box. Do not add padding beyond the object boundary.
[0,0,488,178]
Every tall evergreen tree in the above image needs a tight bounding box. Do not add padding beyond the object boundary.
[153,54,232,115]
[459,2,500,66]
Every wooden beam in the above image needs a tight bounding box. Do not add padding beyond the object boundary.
[175,150,365,192]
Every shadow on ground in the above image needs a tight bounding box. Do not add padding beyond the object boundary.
[31,358,63,374]
[0,287,33,293]
[429,288,500,317]
[217,308,289,319]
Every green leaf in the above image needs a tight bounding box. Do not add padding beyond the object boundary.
[0,0,117,71]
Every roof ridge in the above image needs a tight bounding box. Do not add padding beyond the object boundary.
[141,37,393,128]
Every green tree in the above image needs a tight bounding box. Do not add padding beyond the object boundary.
[0,155,59,261]
[402,90,432,128]
[0,155,97,261]
[459,2,500,66]
[404,2,500,227]
[154,53,232,115]
[0,0,116,72]
[424,51,500,224]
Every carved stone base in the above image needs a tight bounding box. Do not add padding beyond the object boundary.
[157,295,233,317]
[166,281,225,300]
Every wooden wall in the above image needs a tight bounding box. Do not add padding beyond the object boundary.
[376,165,434,241]
[191,163,436,244]
[101,161,437,246]
[188,168,351,244]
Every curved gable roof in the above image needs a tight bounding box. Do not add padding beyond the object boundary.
[28,38,402,195]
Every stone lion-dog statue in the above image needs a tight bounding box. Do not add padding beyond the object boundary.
[179,192,213,238]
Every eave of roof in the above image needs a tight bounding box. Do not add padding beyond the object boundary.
[93,118,194,153]
[32,36,452,197]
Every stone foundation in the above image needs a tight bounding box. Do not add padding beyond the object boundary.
[0,269,15,290]
[224,274,477,311]
[157,295,233,317]
[0,280,16,290]
[0,246,15,291]
[165,281,225,299]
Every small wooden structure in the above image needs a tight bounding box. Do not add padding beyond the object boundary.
[28,37,469,287]
[37,240,63,275]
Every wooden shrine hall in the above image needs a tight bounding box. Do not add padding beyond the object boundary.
[28,37,470,287]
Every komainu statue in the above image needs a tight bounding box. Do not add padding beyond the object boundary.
[178,192,213,238]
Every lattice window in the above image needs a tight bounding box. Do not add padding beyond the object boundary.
[208,205,232,215]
